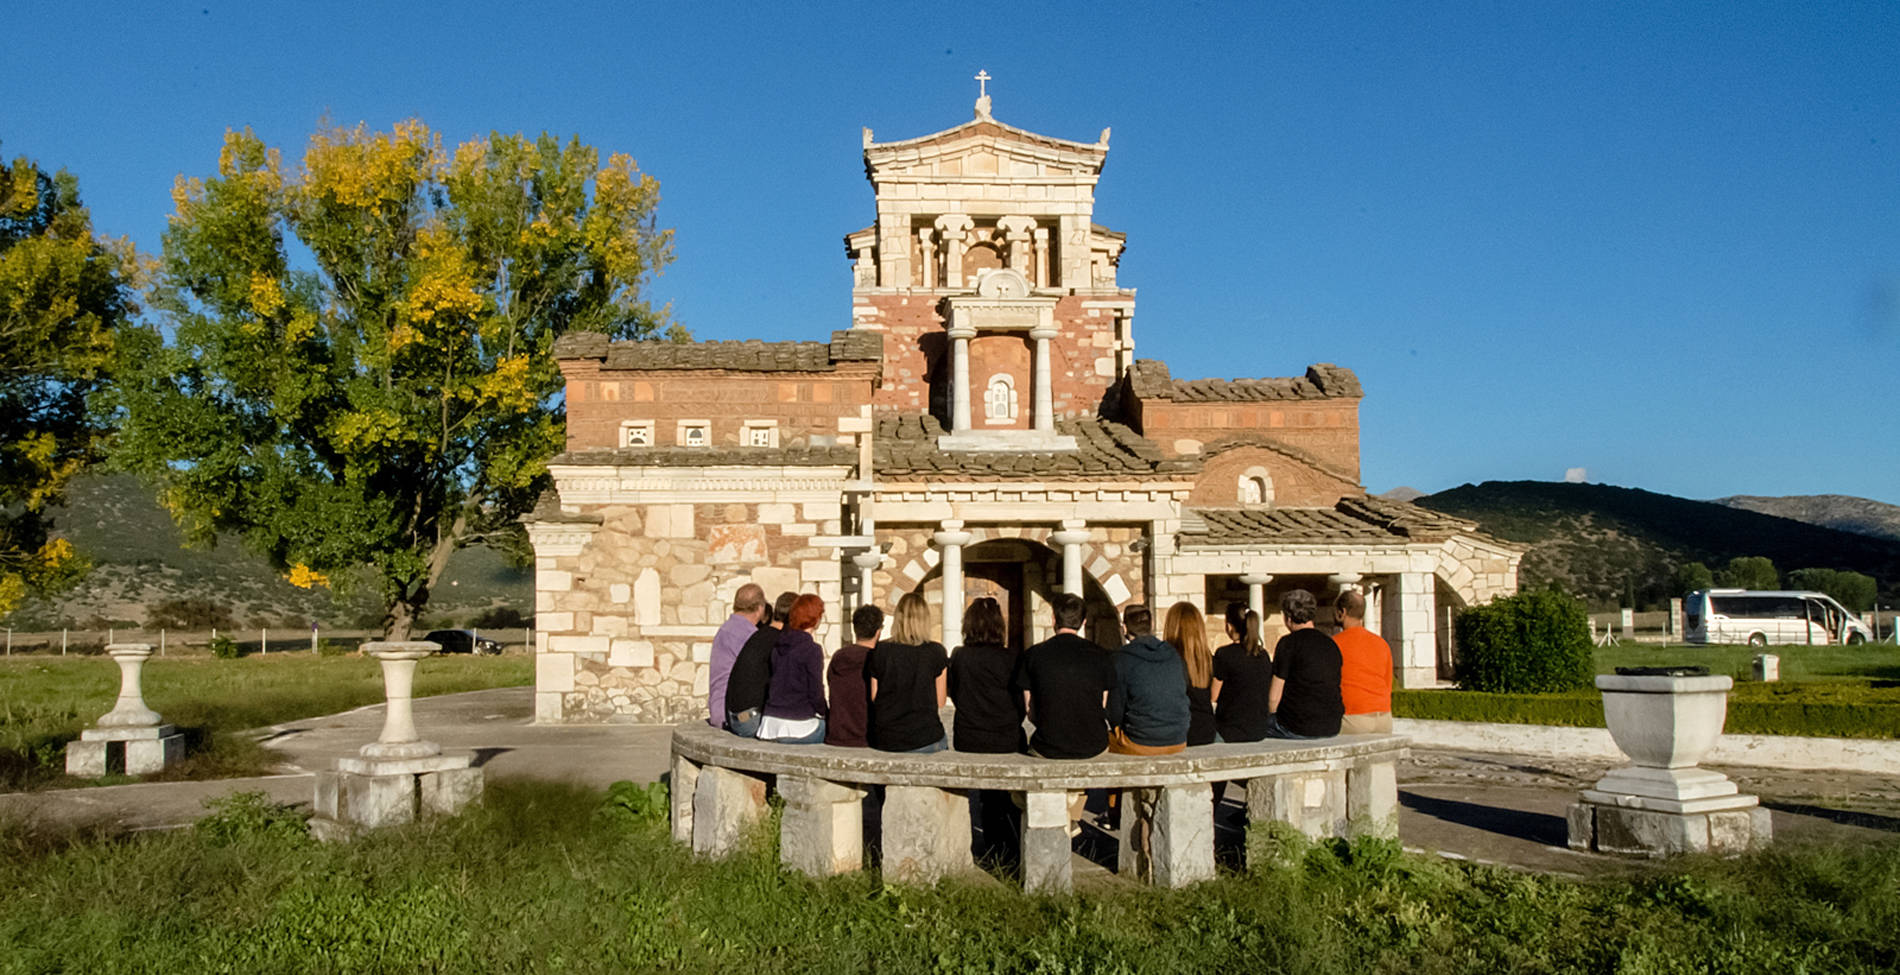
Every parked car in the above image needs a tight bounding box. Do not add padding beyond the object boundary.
[424,629,505,655]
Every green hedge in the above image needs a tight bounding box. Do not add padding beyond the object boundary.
[1454,589,1595,693]
[1394,687,1900,740]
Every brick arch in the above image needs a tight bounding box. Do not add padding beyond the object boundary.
[1188,443,1360,508]
[886,524,1141,645]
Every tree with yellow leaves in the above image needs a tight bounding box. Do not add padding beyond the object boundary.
[0,147,136,617]
[116,120,680,637]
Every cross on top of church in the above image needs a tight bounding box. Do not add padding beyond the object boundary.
[973,69,993,119]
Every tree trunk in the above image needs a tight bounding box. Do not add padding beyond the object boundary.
[382,596,424,642]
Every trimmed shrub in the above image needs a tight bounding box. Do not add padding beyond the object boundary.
[207,634,241,659]
[1454,589,1594,693]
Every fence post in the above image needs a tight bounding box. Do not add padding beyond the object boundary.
[5,627,10,656]
[62,628,68,655]
[261,627,268,655]
[160,628,166,656]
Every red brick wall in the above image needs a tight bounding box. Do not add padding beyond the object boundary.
[1136,397,1362,481]
[858,294,1120,419]
[967,333,1030,429]
[1188,445,1363,508]
[561,361,877,450]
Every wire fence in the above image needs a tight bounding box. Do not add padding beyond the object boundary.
[0,626,536,657]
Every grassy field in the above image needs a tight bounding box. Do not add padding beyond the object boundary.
[3,780,1897,973]
[1396,644,1900,738]
[0,653,532,792]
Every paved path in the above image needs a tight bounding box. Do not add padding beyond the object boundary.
[5,686,1895,875]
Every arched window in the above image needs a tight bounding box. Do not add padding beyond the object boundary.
[984,373,1018,423]
[1237,467,1274,507]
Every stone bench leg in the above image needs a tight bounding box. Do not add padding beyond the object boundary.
[1346,758,1398,838]
[1119,784,1214,888]
[1020,790,1072,894]
[691,765,768,858]
[1246,767,1348,857]
[779,776,868,877]
[881,785,973,884]
[671,755,702,846]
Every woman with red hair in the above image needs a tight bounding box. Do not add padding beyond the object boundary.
[760,593,829,744]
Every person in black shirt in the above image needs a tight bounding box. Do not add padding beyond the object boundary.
[1212,603,1274,742]
[948,596,1026,753]
[1266,589,1344,738]
[723,590,796,737]
[867,592,949,753]
[1164,601,1218,746]
[1011,592,1116,833]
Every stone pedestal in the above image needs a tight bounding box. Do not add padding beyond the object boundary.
[1567,672,1772,856]
[778,775,868,877]
[881,785,974,883]
[1019,790,1073,894]
[309,641,483,840]
[1120,784,1215,888]
[1245,768,1348,843]
[65,644,184,776]
[692,765,769,857]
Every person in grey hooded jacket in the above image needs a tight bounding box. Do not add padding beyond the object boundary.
[1107,604,1190,755]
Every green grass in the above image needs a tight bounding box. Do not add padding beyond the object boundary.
[1396,644,1900,739]
[3,780,1897,973]
[0,653,532,792]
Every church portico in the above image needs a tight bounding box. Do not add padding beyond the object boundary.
[523,84,1523,723]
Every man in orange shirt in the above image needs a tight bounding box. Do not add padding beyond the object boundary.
[1331,590,1393,734]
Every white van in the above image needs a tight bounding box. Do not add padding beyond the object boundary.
[1683,589,1874,646]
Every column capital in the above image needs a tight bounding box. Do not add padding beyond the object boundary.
[1049,526,1091,547]
[1328,572,1363,588]
[947,324,977,341]
[1029,325,1058,341]
[1238,573,1274,586]
[932,520,971,548]
[850,551,884,571]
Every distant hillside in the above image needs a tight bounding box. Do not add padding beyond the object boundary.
[1378,486,1426,503]
[1416,481,1900,608]
[4,475,531,630]
[1713,494,1900,542]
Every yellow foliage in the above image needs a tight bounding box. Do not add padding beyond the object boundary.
[38,537,75,568]
[249,272,286,317]
[2,158,40,219]
[286,563,331,590]
[474,354,536,413]
[329,408,405,451]
[302,118,441,209]
[0,574,23,619]
[405,224,484,325]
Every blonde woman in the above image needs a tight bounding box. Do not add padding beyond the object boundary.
[1164,602,1218,745]
[1213,603,1274,742]
[866,592,950,753]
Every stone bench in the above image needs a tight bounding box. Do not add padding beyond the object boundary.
[670,723,1406,893]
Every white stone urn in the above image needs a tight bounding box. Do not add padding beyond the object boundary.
[96,643,163,728]
[1587,668,1744,810]
[1596,670,1731,769]
[359,641,443,760]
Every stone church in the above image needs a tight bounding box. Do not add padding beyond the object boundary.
[527,93,1523,724]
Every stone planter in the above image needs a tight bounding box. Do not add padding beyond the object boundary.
[65,644,185,776]
[309,639,483,840]
[1568,668,1770,856]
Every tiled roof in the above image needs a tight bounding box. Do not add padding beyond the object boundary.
[553,330,882,372]
[524,493,604,525]
[873,414,1199,480]
[1181,497,1487,546]
[551,445,859,468]
[1128,360,1363,402]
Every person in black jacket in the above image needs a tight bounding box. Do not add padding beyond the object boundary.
[723,590,796,737]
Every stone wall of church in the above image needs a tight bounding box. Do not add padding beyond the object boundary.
[1188,445,1364,508]
[1137,398,1362,481]
[561,361,878,450]
[852,293,1124,418]
[533,498,848,724]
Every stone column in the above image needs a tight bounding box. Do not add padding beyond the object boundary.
[1030,324,1057,433]
[882,785,974,883]
[779,775,869,877]
[918,228,937,289]
[1239,573,1273,622]
[1000,215,1035,274]
[935,214,972,289]
[1387,571,1439,689]
[852,550,883,616]
[948,323,975,432]
[1049,521,1091,596]
[1121,784,1216,887]
[1032,228,1050,287]
[933,520,972,648]
[1019,790,1072,893]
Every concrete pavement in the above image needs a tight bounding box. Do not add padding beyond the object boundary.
[4,686,1894,874]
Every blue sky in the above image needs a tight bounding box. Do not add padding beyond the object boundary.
[9,1,1898,502]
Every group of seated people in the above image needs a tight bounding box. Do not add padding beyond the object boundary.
[706,582,1394,758]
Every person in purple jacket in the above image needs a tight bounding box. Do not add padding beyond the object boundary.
[760,594,829,744]
[707,583,767,727]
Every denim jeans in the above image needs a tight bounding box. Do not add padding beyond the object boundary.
[1262,714,1325,740]
[725,708,762,738]
[904,736,949,754]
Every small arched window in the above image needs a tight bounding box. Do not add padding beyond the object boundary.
[984,373,1018,423]
[1237,467,1274,507]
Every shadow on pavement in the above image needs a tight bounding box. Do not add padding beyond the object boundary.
[1401,789,1567,846]
[1764,801,1900,833]
[469,746,512,768]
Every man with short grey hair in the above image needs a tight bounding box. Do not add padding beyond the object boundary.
[707,583,767,727]
[1265,589,1344,739]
